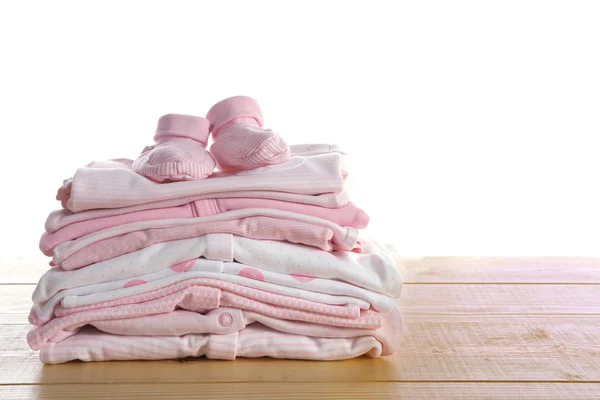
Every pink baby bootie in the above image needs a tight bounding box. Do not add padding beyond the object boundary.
[133,114,216,182]
[206,96,290,171]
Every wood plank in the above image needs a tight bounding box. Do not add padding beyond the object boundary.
[2,284,599,324]
[1,382,600,400]
[3,256,600,285]
[2,282,599,384]
[3,314,600,384]
[4,282,600,324]
[400,284,600,318]
[399,257,600,283]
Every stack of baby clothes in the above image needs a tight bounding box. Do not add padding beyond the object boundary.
[28,96,403,364]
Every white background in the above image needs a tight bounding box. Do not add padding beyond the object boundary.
[0,1,598,256]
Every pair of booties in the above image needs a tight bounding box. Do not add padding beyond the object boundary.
[133,96,290,182]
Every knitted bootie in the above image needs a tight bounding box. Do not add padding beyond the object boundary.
[133,114,216,182]
[206,96,290,171]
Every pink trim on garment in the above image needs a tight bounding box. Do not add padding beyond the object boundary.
[39,324,389,364]
[52,210,362,269]
[54,277,363,319]
[57,217,339,270]
[46,190,351,233]
[61,150,346,212]
[40,199,368,256]
[28,279,382,350]
[39,307,402,363]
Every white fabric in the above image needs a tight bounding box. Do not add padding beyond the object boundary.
[32,263,393,325]
[67,149,347,212]
[34,234,401,304]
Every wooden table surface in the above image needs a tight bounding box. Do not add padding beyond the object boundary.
[1,256,599,399]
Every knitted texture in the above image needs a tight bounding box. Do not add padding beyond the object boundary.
[207,96,290,171]
[133,114,215,182]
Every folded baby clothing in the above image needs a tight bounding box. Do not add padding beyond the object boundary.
[40,199,368,256]
[29,98,403,364]
[31,237,400,324]
[58,146,347,212]
[51,210,363,270]
[51,217,346,270]
[41,198,367,256]
[40,319,402,364]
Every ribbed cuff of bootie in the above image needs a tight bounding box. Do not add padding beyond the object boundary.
[154,114,211,146]
[206,96,264,138]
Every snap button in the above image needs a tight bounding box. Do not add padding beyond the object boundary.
[218,312,233,327]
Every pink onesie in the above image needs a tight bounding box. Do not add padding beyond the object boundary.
[60,150,347,212]
[39,322,398,364]
[56,217,341,270]
[38,307,403,363]
[40,307,403,364]
[40,198,368,255]
[44,308,402,350]
[52,209,361,269]
[28,277,383,350]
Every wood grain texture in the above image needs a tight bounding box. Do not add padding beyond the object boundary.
[3,256,599,284]
[2,282,599,384]
[2,317,599,384]
[1,382,599,400]
[5,281,600,321]
[3,283,599,324]
[399,257,600,283]
[1,257,599,399]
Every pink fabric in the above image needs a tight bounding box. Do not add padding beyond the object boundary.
[54,277,363,319]
[39,324,389,364]
[214,199,367,228]
[41,203,191,256]
[57,217,337,270]
[60,150,346,212]
[154,114,211,144]
[47,190,350,233]
[63,309,248,339]
[207,96,290,171]
[43,309,229,343]
[42,307,402,358]
[28,278,382,350]
[133,114,216,182]
[210,122,290,171]
[55,179,72,207]
[56,160,133,209]
[38,305,403,364]
[58,308,400,347]
[52,209,361,268]
[207,96,264,133]
[40,199,368,255]
[33,235,399,312]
